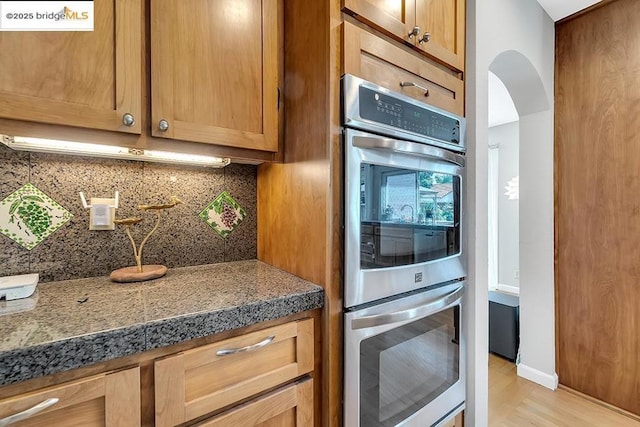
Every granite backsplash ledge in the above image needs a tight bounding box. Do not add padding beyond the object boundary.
[0,145,257,282]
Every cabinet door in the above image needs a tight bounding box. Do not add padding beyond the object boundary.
[343,22,464,116]
[414,0,465,72]
[154,318,314,427]
[0,367,140,427]
[342,0,416,44]
[193,379,313,427]
[151,0,281,152]
[0,0,142,133]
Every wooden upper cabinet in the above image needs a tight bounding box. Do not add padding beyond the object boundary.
[0,0,142,133]
[0,367,140,427]
[342,0,416,41]
[151,0,282,152]
[343,0,465,72]
[414,0,465,72]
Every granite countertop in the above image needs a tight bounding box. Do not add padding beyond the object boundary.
[0,260,324,387]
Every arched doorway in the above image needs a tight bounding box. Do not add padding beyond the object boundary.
[488,70,520,295]
[488,50,557,390]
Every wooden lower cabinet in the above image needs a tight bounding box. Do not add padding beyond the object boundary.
[0,316,316,427]
[0,367,140,426]
[154,318,314,426]
[193,379,313,427]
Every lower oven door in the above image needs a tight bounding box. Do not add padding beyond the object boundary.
[344,282,465,427]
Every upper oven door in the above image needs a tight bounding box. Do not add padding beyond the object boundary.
[344,128,466,307]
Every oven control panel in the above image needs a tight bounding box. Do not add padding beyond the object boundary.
[358,86,461,146]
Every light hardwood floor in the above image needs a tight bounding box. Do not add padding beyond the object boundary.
[488,354,640,426]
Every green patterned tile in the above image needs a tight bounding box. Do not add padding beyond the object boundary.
[199,191,247,239]
[0,183,73,250]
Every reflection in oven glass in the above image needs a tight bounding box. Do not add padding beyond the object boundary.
[360,164,461,269]
[360,308,459,426]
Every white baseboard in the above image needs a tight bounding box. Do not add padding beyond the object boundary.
[496,283,520,295]
[517,364,558,390]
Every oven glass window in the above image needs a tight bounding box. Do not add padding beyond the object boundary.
[360,164,461,269]
[360,306,460,426]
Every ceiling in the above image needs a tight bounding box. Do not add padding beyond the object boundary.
[535,0,602,21]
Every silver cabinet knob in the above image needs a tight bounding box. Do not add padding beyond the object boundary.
[158,119,169,132]
[122,113,135,127]
[418,32,431,44]
[408,26,421,39]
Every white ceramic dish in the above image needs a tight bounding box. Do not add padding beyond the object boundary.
[0,273,39,300]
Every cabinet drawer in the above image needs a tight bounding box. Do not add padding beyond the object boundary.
[154,318,314,426]
[0,367,140,427]
[193,378,313,427]
[343,22,464,116]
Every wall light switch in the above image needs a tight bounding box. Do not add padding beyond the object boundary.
[89,197,116,230]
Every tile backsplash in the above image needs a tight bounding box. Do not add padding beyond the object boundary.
[0,145,257,283]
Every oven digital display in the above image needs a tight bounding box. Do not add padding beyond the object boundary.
[358,86,460,145]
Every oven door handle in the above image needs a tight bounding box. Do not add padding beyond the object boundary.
[351,286,464,330]
[352,135,465,167]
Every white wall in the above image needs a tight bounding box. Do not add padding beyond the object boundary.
[464,1,488,424]
[489,122,520,289]
[518,109,556,387]
[466,0,555,424]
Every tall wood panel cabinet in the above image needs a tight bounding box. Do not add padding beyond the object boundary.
[556,0,640,416]
[342,0,465,72]
[0,0,142,134]
[258,1,465,427]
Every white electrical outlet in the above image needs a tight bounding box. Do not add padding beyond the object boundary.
[89,197,116,230]
[514,269,519,279]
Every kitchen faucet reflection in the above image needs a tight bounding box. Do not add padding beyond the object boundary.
[400,204,414,223]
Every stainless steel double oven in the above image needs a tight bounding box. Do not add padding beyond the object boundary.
[342,75,466,427]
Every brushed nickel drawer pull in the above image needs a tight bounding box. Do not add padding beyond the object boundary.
[0,398,59,426]
[216,335,276,356]
[400,81,430,97]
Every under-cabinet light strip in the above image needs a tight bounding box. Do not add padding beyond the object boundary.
[0,136,231,168]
